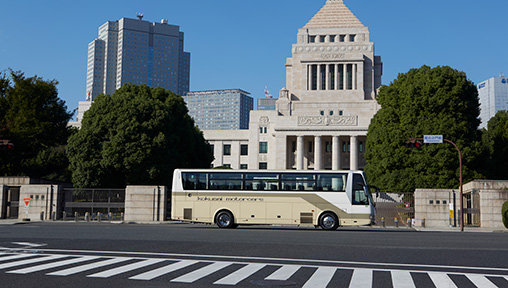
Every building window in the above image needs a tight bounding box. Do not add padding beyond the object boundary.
[223,164,231,168]
[326,141,331,153]
[329,111,334,116]
[210,144,214,154]
[292,141,296,152]
[309,36,316,43]
[223,144,231,156]
[359,141,364,153]
[260,127,263,133]
[240,144,248,156]
[339,110,343,116]
[264,127,267,133]
[349,34,356,42]
[320,111,325,116]
[259,162,268,169]
[339,35,346,42]
[259,142,268,154]
[308,141,313,153]
[329,35,336,42]
[320,35,326,43]
[240,164,248,169]
[342,141,350,153]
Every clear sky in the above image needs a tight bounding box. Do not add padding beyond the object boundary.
[1,0,507,118]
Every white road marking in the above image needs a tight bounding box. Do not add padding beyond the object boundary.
[7,256,99,274]
[349,268,373,288]
[129,260,198,280]
[87,258,166,278]
[264,264,300,281]
[302,267,336,288]
[171,261,232,283]
[428,272,458,288]
[214,263,266,285]
[392,270,416,288]
[47,257,132,276]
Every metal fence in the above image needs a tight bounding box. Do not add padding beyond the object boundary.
[373,192,415,227]
[62,188,125,221]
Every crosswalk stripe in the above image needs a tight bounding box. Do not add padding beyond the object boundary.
[466,274,497,288]
[129,260,198,280]
[171,262,232,283]
[7,256,99,274]
[47,257,132,276]
[87,258,166,278]
[265,265,300,281]
[302,267,336,288]
[349,268,373,288]
[391,271,416,288]
[428,272,457,288]
[0,255,67,270]
[214,263,266,285]
[0,254,39,262]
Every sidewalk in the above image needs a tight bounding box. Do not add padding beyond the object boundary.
[1,218,507,232]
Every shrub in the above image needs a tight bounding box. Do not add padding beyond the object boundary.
[503,201,508,229]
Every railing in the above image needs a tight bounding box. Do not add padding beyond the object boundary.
[62,188,125,220]
[373,192,415,227]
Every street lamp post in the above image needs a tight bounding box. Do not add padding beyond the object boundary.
[409,136,464,232]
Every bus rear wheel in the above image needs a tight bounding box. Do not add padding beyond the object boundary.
[319,212,339,230]
[215,211,236,228]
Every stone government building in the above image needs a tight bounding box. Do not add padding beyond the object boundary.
[204,0,382,170]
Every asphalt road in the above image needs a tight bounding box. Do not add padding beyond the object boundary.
[0,222,507,287]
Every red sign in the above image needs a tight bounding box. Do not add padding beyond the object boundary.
[23,198,31,206]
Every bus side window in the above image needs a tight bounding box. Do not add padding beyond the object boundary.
[352,174,368,205]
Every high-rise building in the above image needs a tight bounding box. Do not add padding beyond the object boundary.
[86,16,189,100]
[477,76,508,129]
[184,89,253,130]
[203,0,382,170]
[72,16,190,127]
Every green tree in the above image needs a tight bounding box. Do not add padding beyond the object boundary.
[0,70,73,181]
[481,110,508,179]
[364,66,483,192]
[67,84,213,188]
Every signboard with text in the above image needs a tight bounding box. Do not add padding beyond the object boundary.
[424,135,443,144]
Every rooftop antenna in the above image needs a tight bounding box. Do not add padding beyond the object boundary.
[264,85,272,99]
[137,13,144,20]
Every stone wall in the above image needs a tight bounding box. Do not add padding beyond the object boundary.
[464,180,508,229]
[124,186,167,222]
[18,185,61,220]
[414,189,456,227]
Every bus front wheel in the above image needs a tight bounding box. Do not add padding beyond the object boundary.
[319,212,339,230]
[215,211,236,228]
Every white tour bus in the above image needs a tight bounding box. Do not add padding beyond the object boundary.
[171,169,375,230]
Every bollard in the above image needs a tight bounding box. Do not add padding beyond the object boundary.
[108,212,112,222]
[421,218,426,228]
[75,212,79,222]
[381,217,385,228]
[40,211,44,221]
[85,212,90,222]
[121,212,124,222]
[394,217,399,228]
[407,218,412,228]
[52,211,56,221]
[98,212,102,222]
[63,211,67,221]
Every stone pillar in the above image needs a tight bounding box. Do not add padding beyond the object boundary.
[125,186,167,222]
[325,64,330,90]
[350,135,358,170]
[334,64,339,90]
[353,64,357,90]
[308,65,312,90]
[343,64,347,90]
[314,136,322,170]
[317,65,322,91]
[332,136,340,170]
[296,136,304,170]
